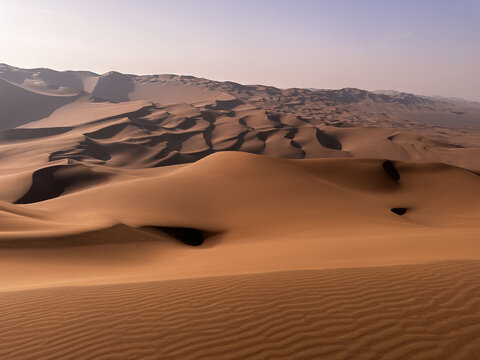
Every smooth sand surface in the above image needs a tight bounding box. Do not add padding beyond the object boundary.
[0,152,479,289]
[0,65,479,359]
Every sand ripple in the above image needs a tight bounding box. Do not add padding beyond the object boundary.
[0,261,478,360]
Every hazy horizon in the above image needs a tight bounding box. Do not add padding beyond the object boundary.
[1,0,479,101]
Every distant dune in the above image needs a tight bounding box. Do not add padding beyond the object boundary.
[0,64,479,359]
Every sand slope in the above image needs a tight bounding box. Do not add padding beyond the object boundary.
[0,95,478,193]
[0,77,82,129]
[1,64,479,174]
[0,152,478,290]
[1,64,479,359]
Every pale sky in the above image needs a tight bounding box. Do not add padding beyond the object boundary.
[0,0,479,101]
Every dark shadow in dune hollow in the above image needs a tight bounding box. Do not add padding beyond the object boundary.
[391,208,408,216]
[14,165,112,204]
[382,160,400,181]
[142,226,220,247]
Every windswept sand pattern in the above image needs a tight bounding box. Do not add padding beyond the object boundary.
[1,99,479,180]
[0,261,479,360]
[1,64,480,360]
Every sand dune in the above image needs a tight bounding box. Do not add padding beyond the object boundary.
[19,96,152,128]
[14,164,115,204]
[2,63,480,129]
[1,64,479,171]
[1,92,478,177]
[0,152,478,291]
[0,64,479,359]
[0,77,82,129]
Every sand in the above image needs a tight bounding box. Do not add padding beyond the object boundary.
[0,64,479,359]
[1,262,479,360]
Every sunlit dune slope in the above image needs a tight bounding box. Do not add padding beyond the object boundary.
[0,152,478,290]
[0,64,479,359]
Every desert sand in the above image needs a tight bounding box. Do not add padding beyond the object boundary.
[0,64,479,359]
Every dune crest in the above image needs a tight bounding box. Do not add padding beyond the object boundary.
[0,152,477,291]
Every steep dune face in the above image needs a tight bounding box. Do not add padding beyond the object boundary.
[0,77,82,129]
[14,164,114,204]
[91,71,135,102]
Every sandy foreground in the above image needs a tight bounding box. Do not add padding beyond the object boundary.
[1,262,479,360]
[0,153,479,359]
[0,65,479,359]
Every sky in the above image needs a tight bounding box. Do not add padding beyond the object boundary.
[0,0,479,100]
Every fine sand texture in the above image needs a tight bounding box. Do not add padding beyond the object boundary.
[0,64,479,359]
[0,262,479,360]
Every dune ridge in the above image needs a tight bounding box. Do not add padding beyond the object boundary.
[0,152,478,292]
[0,96,479,204]
[0,64,479,359]
[1,64,479,191]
